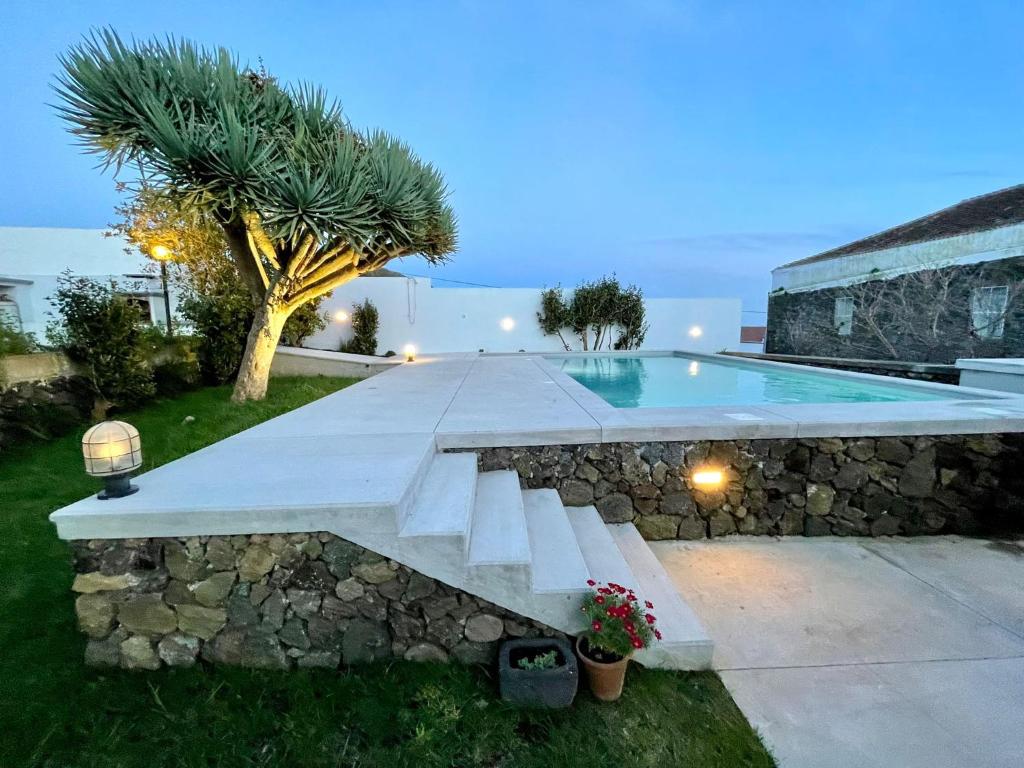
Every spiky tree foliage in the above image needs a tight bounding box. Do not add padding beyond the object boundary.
[55,30,457,401]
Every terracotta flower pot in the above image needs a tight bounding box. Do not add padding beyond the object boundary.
[576,636,631,702]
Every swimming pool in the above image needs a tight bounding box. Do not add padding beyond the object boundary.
[548,354,977,409]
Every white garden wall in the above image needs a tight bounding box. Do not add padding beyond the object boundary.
[303,277,742,354]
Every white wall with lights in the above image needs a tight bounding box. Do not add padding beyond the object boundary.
[304,276,742,355]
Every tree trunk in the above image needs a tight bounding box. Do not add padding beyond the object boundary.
[231,300,290,403]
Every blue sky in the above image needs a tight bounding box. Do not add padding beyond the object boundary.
[3,1,1023,317]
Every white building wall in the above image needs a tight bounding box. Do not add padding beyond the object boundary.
[1,227,744,353]
[305,277,742,354]
[0,227,171,337]
[772,221,1024,293]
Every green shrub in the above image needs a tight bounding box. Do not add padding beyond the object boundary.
[46,275,156,409]
[340,299,379,356]
[178,289,253,385]
[0,316,37,357]
[180,287,327,384]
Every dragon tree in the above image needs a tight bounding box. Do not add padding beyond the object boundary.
[56,30,456,401]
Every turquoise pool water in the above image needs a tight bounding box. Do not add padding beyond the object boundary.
[548,355,971,409]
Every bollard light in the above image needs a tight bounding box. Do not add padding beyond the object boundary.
[404,344,417,362]
[82,420,143,499]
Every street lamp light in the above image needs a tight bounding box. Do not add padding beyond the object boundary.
[149,244,174,338]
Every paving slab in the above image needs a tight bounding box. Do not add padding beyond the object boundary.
[435,356,602,447]
[651,536,1024,768]
[246,354,476,439]
[722,658,1024,768]
[863,536,1024,637]
[651,537,1024,668]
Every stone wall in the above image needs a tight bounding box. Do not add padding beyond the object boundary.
[70,532,562,670]
[766,254,1024,363]
[0,374,94,454]
[467,434,1024,539]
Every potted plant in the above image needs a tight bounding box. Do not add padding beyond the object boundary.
[577,580,661,702]
[499,637,578,708]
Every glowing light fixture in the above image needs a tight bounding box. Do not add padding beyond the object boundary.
[688,361,700,376]
[403,344,417,362]
[334,310,350,323]
[692,468,723,488]
[688,325,703,338]
[500,316,516,332]
[149,244,173,261]
[82,420,143,499]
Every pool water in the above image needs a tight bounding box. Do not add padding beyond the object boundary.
[548,355,971,409]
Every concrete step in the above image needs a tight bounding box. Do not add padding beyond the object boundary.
[399,453,477,538]
[523,489,590,593]
[468,471,531,566]
[566,505,637,588]
[607,523,714,670]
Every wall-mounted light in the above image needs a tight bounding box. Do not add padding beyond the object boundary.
[688,325,703,338]
[691,468,723,488]
[403,344,417,362]
[334,310,350,323]
[82,420,143,499]
[688,361,700,376]
[500,316,516,332]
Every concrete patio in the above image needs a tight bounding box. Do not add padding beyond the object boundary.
[651,536,1024,768]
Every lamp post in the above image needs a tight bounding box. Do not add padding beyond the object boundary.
[149,244,174,338]
[82,420,143,499]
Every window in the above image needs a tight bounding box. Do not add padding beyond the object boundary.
[119,293,155,325]
[834,296,854,336]
[970,285,1009,339]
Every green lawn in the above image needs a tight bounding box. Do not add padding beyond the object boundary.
[0,376,773,768]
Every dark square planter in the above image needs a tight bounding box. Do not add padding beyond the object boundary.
[499,637,578,709]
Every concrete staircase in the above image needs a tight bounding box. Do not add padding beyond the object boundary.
[51,430,713,670]
[330,451,713,670]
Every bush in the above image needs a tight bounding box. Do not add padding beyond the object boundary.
[178,289,253,385]
[180,286,327,385]
[340,299,379,356]
[46,275,156,410]
[0,316,37,357]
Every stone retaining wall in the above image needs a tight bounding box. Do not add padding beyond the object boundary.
[467,434,1024,539]
[70,532,562,670]
[0,375,94,454]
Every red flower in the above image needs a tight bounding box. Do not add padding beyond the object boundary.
[627,593,637,602]
[598,587,611,595]
[592,620,602,632]
[614,584,627,594]
[595,595,605,605]
[654,629,663,640]
[586,579,596,586]
[625,621,635,633]
[644,600,654,609]
[645,613,656,625]
[631,637,643,649]
[606,607,615,616]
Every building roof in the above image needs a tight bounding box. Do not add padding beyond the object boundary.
[780,184,1024,269]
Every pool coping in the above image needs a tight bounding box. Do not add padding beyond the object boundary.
[432,351,1024,448]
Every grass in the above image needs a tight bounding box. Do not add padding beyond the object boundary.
[0,376,774,768]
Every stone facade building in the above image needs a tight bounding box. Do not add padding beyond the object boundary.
[766,185,1024,363]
